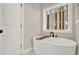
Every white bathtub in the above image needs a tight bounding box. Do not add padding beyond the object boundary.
[33,37,77,55]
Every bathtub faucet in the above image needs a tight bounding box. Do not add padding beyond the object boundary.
[50,32,54,37]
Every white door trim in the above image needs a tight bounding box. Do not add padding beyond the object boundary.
[21,3,25,54]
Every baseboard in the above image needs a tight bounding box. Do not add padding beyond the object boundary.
[22,47,32,54]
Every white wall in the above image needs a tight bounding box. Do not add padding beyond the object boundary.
[40,3,76,41]
[23,3,41,51]
[75,3,79,54]
[76,23,79,54]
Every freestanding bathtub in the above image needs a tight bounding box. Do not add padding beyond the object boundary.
[33,37,77,55]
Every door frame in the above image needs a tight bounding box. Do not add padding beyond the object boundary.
[20,3,25,54]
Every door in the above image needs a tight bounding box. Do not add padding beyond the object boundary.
[0,34,2,54]
[2,3,22,55]
[0,4,3,54]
